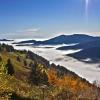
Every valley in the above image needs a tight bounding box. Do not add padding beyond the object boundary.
[1,34,100,83]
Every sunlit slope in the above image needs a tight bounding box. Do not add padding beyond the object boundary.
[0,44,100,100]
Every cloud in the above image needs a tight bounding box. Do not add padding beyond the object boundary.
[18,28,40,33]
[23,28,40,32]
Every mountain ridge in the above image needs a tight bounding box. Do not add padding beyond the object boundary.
[14,34,99,45]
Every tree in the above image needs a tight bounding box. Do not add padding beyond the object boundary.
[29,62,34,67]
[0,56,2,62]
[5,59,14,75]
[16,56,21,62]
[30,62,48,85]
[24,60,27,66]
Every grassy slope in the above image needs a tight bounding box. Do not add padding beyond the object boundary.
[0,44,100,100]
[0,51,41,99]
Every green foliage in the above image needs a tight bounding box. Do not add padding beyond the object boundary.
[0,61,7,74]
[3,63,8,74]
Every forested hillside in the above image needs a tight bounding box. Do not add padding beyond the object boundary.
[0,44,100,100]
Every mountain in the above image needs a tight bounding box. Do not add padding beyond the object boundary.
[57,39,100,50]
[0,39,13,41]
[67,46,100,63]
[0,43,100,99]
[14,34,96,45]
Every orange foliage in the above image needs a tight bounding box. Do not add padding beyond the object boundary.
[47,68,58,86]
[48,68,88,95]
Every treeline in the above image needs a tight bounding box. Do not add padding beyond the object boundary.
[0,44,14,52]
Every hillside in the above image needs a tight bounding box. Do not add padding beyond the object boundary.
[0,44,100,100]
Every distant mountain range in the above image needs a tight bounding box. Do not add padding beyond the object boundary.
[0,39,13,41]
[14,34,98,45]
[13,34,100,63]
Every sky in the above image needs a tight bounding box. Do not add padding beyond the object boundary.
[0,0,100,39]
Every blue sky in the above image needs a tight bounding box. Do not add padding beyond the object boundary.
[0,0,100,39]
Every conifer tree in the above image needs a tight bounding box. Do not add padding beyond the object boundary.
[5,59,14,75]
